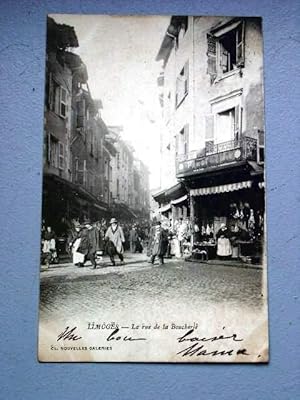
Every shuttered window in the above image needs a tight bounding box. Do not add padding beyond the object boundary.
[207,20,245,82]
[175,61,189,107]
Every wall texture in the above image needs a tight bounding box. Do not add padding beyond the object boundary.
[0,0,299,399]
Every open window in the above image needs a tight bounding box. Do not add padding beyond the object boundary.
[207,20,245,82]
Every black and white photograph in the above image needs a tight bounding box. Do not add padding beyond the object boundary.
[38,14,268,362]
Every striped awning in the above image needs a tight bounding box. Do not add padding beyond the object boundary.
[190,181,252,197]
[158,203,171,213]
[171,194,188,205]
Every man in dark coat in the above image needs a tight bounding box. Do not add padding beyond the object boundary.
[150,221,168,265]
[77,221,97,269]
[129,225,138,253]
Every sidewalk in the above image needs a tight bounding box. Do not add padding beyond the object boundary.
[185,256,263,270]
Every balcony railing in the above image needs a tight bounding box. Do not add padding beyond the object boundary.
[176,136,258,177]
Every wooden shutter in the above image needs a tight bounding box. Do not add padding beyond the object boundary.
[207,34,217,83]
[59,87,67,118]
[220,47,229,72]
[184,61,189,94]
[236,21,245,67]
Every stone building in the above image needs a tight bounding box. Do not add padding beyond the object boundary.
[43,17,112,230]
[154,16,265,261]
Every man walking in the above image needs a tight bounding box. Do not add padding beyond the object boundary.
[77,220,97,269]
[150,221,168,265]
[105,218,125,266]
[129,224,138,253]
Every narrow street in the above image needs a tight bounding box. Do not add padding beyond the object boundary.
[40,253,264,325]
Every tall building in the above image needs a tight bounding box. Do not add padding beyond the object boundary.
[43,17,113,229]
[154,16,265,259]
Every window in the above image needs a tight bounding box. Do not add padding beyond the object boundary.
[205,105,242,154]
[60,87,67,118]
[58,142,64,170]
[49,77,68,118]
[176,124,189,156]
[75,159,87,185]
[48,134,58,168]
[176,62,189,107]
[207,20,245,82]
[76,98,85,129]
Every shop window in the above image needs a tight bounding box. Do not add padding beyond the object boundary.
[207,20,245,83]
[175,61,189,107]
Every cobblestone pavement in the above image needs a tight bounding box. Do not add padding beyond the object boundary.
[39,252,266,325]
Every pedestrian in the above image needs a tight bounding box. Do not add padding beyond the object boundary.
[129,224,138,253]
[41,226,57,268]
[177,218,187,257]
[216,223,232,259]
[77,220,97,269]
[70,222,85,266]
[150,221,168,265]
[105,218,125,266]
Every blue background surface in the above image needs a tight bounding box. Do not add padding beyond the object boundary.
[0,0,299,399]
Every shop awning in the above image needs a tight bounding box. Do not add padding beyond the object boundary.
[171,194,188,205]
[158,203,171,213]
[190,180,252,196]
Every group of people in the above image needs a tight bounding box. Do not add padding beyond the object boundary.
[41,216,190,269]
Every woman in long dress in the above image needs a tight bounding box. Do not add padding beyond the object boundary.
[216,223,232,259]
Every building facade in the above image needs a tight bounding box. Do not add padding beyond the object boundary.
[43,17,112,230]
[154,16,265,261]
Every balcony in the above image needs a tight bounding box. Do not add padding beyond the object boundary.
[176,136,258,177]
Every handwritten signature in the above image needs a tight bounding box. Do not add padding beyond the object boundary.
[57,326,146,343]
[57,326,82,342]
[176,329,249,357]
[106,328,146,342]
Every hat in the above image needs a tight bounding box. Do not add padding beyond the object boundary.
[110,218,117,224]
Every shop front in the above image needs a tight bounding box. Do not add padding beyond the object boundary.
[189,179,265,264]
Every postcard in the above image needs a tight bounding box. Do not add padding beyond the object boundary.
[38,14,268,362]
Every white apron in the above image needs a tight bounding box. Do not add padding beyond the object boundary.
[217,238,232,257]
[72,238,85,264]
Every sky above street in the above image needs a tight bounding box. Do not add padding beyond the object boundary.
[51,14,170,189]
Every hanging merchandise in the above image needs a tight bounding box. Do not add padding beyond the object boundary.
[206,224,211,235]
[233,208,240,219]
[239,208,244,220]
